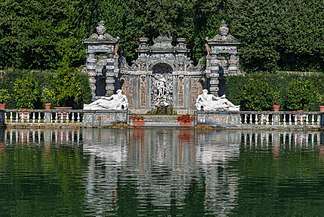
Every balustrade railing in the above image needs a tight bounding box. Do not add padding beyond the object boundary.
[3,128,82,145]
[196,111,323,129]
[239,111,321,128]
[4,109,84,125]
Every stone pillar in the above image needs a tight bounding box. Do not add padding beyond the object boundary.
[84,21,119,100]
[206,21,242,95]
[86,53,97,100]
[206,56,220,95]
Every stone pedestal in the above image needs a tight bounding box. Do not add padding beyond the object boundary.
[83,111,128,128]
[197,112,241,128]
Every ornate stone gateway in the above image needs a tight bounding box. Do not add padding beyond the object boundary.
[84,21,242,113]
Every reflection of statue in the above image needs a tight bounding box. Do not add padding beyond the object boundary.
[196,89,239,111]
[84,89,128,110]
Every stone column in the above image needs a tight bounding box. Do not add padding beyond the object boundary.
[86,53,97,100]
[84,21,119,100]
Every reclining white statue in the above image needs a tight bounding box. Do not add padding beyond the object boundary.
[84,89,128,110]
[196,89,240,111]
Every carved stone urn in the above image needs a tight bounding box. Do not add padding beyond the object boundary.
[44,103,51,110]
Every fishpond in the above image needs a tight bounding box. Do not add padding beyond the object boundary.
[0,128,324,217]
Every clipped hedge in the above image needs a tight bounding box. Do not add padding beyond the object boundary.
[0,67,91,109]
[225,72,324,111]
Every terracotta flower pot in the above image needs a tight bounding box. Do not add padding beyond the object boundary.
[272,104,280,112]
[133,119,145,127]
[320,105,324,112]
[0,103,6,110]
[45,103,51,110]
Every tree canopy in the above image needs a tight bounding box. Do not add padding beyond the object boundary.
[0,0,323,71]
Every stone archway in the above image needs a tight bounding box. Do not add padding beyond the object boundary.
[151,63,173,108]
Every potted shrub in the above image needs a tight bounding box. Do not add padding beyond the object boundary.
[0,89,10,110]
[286,80,320,111]
[272,91,281,112]
[41,88,56,110]
[13,76,40,122]
[13,77,39,109]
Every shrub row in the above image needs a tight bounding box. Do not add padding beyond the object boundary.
[225,73,324,111]
[0,67,91,109]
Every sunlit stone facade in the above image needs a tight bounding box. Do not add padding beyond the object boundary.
[85,21,242,113]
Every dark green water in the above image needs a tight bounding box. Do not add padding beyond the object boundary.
[0,128,324,217]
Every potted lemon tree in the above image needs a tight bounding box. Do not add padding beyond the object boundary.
[272,91,281,112]
[41,88,56,110]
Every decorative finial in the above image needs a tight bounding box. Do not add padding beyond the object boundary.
[219,20,229,36]
[96,21,106,39]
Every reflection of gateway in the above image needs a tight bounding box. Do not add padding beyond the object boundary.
[82,129,128,216]
[196,131,241,217]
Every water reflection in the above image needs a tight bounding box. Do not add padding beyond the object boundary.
[0,127,324,216]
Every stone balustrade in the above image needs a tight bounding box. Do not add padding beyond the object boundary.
[239,111,322,128]
[0,109,323,129]
[3,109,84,127]
[197,111,324,129]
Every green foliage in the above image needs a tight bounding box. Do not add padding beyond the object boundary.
[50,66,92,108]
[2,68,91,109]
[237,77,280,111]
[0,0,94,69]
[286,79,320,111]
[13,74,40,109]
[0,88,10,103]
[1,0,323,71]
[321,96,324,105]
[41,87,57,105]
[226,73,324,111]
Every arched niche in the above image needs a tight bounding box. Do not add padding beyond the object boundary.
[152,63,173,74]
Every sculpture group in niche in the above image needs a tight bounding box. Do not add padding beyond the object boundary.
[152,73,173,107]
[84,89,128,110]
[196,89,240,112]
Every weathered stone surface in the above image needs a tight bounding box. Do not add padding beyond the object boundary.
[206,21,241,79]
[84,21,242,113]
[83,111,128,128]
[197,112,241,128]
